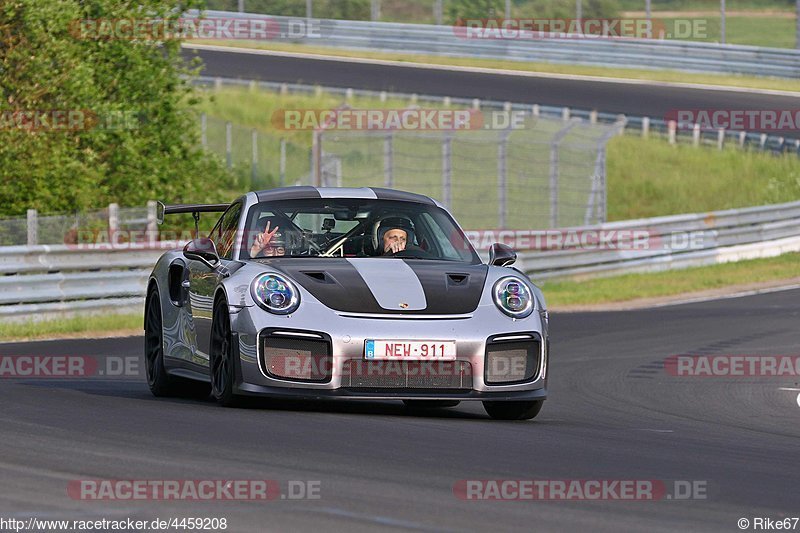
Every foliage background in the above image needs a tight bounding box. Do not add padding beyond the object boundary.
[0,0,230,216]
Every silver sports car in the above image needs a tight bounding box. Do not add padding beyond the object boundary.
[145,187,549,420]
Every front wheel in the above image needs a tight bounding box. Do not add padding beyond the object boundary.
[483,400,543,420]
[210,298,241,407]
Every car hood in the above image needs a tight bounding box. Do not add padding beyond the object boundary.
[261,257,488,315]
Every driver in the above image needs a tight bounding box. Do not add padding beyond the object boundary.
[377,217,416,255]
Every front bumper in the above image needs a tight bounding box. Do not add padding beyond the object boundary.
[230,301,548,401]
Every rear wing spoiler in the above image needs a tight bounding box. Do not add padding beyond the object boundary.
[156,201,231,232]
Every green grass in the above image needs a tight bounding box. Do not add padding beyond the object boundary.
[0,313,142,342]
[539,252,800,307]
[189,40,800,92]
[607,136,800,220]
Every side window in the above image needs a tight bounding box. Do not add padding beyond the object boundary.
[213,204,242,260]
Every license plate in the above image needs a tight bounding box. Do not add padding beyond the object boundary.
[365,340,457,360]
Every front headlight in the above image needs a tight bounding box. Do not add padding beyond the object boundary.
[252,273,300,314]
[493,276,534,319]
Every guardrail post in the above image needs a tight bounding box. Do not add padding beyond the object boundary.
[200,113,207,148]
[442,132,452,209]
[379,91,387,102]
[108,203,119,242]
[642,117,650,138]
[434,0,443,25]
[248,79,257,92]
[760,133,767,149]
[251,129,258,186]
[238,0,244,12]
[315,86,323,97]
[532,104,540,118]
[384,132,394,188]
[562,107,570,121]
[549,119,581,228]
[214,77,222,91]
[280,83,288,95]
[497,129,510,229]
[739,131,747,147]
[146,201,157,246]
[589,110,597,124]
[472,98,481,110]
[717,128,725,150]
[312,130,322,187]
[279,138,287,187]
[443,96,451,107]
[410,93,418,105]
[225,122,232,168]
[692,124,701,146]
[26,209,37,246]
[668,120,677,144]
[345,88,354,102]
[371,0,381,21]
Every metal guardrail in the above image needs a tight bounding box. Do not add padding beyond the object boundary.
[2,200,800,320]
[195,76,800,156]
[195,10,800,78]
[513,200,800,280]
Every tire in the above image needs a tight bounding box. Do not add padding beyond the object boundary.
[483,400,543,420]
[209,298,241,407]
[403,400,461,409]
[144,287,178,396]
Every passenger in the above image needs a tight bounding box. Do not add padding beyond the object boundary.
[250,220,286,257]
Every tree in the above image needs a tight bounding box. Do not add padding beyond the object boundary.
[0,0,228,216]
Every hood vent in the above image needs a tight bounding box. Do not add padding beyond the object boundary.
[447,273,469,286]
[302,271,335,284]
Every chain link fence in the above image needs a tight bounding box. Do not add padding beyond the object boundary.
[307,115,624,229]
[0,204,154,247]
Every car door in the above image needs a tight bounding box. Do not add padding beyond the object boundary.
[187,202,242,363]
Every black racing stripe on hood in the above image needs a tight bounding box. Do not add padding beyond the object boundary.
[266,258,387,314]
[405,261,488,314]
[262,258,487,315]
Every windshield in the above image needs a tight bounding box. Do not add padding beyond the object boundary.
[240,198,480,263]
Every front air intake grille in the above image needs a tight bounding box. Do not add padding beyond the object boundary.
[342,360,473,389]
[485,335,541,385]
[260,330,332,383]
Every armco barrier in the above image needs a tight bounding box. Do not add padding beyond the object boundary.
[1,200,800,320]
[189,10,800,78]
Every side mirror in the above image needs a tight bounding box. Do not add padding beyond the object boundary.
[489,242,517,267]
[183,238,220,269]
[156,201,165,225]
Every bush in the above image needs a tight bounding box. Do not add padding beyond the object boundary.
[0,0,230,217]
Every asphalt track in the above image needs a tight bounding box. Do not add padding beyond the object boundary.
[184,46,800,121]
[1,288,798,532]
